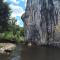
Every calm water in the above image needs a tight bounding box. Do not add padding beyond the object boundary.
[0,44,60,60]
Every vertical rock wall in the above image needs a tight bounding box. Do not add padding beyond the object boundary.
[21,0,60,45]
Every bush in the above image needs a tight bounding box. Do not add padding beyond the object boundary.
[0,31,24,43]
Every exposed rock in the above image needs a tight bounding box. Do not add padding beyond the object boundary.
[27,42,32,47]
[21,0,60,46]
[0,43,16,54]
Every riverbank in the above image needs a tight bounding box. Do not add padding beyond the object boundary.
[0,43,16,54]
[0,40,60,54]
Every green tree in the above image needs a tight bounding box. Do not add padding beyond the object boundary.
[20,27,24,36]
[0,0,11,32]
[8,17,24,36]
[8,18,17,35]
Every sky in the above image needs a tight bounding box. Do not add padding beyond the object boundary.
[4,0,27,27]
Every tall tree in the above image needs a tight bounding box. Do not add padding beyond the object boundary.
[0,0,11,32]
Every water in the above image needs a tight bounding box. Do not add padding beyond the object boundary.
[0,44,60,60]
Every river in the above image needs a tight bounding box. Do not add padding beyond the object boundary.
[0,44,60,60]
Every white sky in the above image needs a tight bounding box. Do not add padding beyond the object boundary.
[4,0,27,27]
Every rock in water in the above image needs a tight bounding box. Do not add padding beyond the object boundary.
[28,42,32,47]
[21,0,60,46]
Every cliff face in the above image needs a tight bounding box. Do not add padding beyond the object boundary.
[21,0,60,45]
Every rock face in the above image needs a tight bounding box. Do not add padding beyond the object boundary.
[21,0,60,45]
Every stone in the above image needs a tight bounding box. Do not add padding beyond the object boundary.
[21,0,60,46]
[0,43,16,54]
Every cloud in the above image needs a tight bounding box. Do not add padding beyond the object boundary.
[10,0,20,5]
[9,3,25,27]
[4,0,27,17]
[9,4,25,17]
[15,20,24,27]
[21,0,27,2]
[15,16,24,27]
[4,0,27,27]
[4,0,19,4]
[17,20,24,27]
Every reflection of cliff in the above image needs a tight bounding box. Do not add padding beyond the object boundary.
[21,0,60,45]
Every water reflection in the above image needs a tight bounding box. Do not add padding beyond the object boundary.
[0,45,60,60]
[10,45,22,60]
[21,46,60,60]
[0,54,10,60]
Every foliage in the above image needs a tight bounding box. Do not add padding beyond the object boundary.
[0,31,24,43]
[0,1,24,43]
[20,27,24,36]
[0,0,11,32]
[0,17,24,43]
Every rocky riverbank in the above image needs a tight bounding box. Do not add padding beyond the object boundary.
[0,43,16,54]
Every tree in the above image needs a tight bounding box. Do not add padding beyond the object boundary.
[20,27,24,36]
[0,0,11,32]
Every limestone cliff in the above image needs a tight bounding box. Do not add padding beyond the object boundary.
[21,0,60,45]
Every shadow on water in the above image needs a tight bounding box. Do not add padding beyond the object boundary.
[0,44,60,60]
